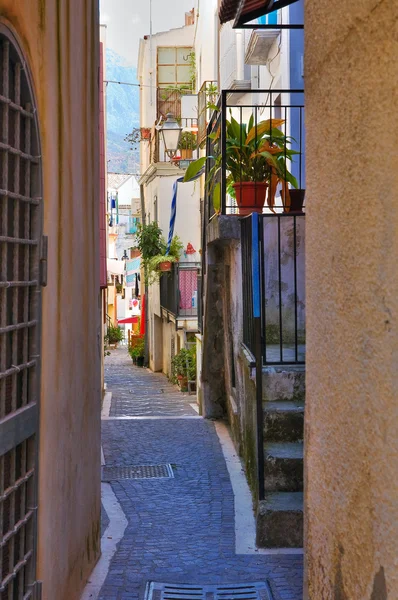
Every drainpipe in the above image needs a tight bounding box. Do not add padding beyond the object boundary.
[140,183,149,367]
[149,0,153,106]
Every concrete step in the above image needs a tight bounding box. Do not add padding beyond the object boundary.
[262,366,305,403]
[264,442,303,492]
[263,402,304,442]
[256,492,303,548]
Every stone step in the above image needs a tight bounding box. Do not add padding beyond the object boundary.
[256,492,303,548]
[264,442,303,492]
[262,366,305,403]
[263,402,304,442]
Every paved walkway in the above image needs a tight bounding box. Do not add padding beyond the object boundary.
[105,351,197,417]
[98,349,303,600]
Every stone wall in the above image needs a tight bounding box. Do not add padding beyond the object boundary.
[200,218,260,499]
[305,0,398,597]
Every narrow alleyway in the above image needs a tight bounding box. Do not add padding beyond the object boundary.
[95,349,303,600]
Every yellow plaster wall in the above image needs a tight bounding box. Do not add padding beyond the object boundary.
[0,1,101,598]
[305,1,398,598]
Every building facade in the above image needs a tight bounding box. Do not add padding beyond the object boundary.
[138,13,202,377]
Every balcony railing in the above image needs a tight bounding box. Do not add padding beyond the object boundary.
[150,118,199,165]
[198,81,218,147]
[205,88,305,220]
[160,262,201,320]
[157,87,193,120]
[241,212,305,365]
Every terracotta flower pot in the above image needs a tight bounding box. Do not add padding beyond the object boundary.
[159,261,172,272]
[141,127,151,140]
[232,182,268,215]
[177,375,188,391]
[180,148,193,159]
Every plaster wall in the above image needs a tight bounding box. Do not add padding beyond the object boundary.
[162,320,175,377]
[0,2,100,598]
[108,175,139,206]
[305,1,398,598]
[193,0,218,89]
[145,173,201,254]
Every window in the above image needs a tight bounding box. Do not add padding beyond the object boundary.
[257,13,278,26]
[157,47,193,89]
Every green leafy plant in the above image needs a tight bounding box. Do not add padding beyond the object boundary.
[129,335,145,360]
[171,346,196,385]
[187,51,196,92]
[136,222,165,260]
[146,235,184,284]
[178,131,198,151]
[184,112,299,213]
[106,325,123,345]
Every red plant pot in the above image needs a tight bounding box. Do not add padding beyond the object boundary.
[159,261,172,272]
[233,182,268,215]
[141,127,151,140]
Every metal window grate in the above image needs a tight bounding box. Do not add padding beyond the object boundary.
[0,26,42,599]
[145,582,274,600]
[101,464,174,482]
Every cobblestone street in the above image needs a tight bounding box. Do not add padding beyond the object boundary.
[97,349,303,600]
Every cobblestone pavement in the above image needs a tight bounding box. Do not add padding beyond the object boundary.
[100,349,303,600]
[105,349,197,417]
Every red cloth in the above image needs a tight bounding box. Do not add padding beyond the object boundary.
[140,294,146,335]
[179,270,198,309]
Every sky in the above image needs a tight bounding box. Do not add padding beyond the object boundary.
[100,0,196,67]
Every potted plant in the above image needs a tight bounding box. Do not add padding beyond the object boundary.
[140,127,151,140]
[106,324,123,348]
[129,335,145,366]
[144,235,183,280]
[178,131,198,160]
[184,113,299,215]
[171,346,196,392]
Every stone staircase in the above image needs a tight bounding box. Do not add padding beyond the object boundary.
[256,367,305,548]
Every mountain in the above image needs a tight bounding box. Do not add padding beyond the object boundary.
[106,49,140,174]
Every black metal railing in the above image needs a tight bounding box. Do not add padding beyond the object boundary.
[205,89,305,218]
[198,80,218,147]
[160,263,201,319]
[241,212,305,365]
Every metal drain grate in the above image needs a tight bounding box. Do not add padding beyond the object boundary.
[145,582,274,600]
[101,464,174,482]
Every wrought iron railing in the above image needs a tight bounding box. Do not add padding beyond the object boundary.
[157,87,193,120]
[241,213,305,365]
[205,89,305,218]
[160,263,201,320]
[198,80,218,147]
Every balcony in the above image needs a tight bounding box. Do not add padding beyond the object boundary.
[203,88,305,365]
[157,87,193,121]
[159,262,201,324]
[204,88,305,218]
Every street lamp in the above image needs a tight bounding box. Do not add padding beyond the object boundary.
[159,113,182,158]
[122,249,129,260]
